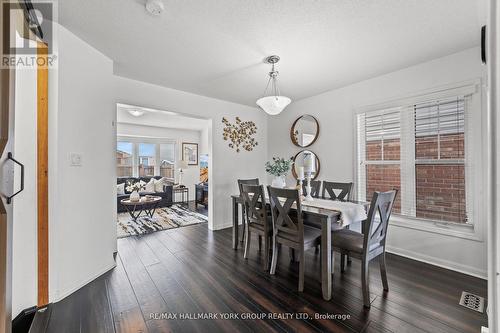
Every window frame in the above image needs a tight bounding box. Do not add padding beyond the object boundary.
[117,136,177,178]
[354,80,484,241]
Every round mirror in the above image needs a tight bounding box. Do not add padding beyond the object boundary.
[290,115,319,147]
[292,150,320,180]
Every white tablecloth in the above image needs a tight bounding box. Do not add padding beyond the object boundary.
[300,198,367,224]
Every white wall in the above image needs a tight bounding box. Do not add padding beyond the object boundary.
[12,65,37,316]
[117,122,203,197]
[268,47,487,278]
[113,76,268,230]
[48,25,116,302]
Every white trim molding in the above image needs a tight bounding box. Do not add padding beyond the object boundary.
[386,245,487,280]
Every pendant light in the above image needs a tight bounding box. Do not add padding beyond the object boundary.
[256,55,291,115]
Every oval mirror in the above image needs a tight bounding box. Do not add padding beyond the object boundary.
[292,150,320,180]
[290,115,319,147]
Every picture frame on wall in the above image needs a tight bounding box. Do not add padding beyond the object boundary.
[182,142,198,165]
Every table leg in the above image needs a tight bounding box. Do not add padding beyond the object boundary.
[321,217,332,301]
[232,197,239,250]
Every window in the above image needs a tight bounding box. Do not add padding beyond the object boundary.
[116,138,177,178]
[116,141,133,177]
[357,95,471,225]
[362,109,402,213]
[160,143,175,178]
[414,98,466,223]
[138,143,156,177]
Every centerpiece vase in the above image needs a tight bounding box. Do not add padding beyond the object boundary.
[130,190,140,202]
[271,175,286,188]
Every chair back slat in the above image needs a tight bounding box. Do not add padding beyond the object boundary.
[238,178,259,194]
[267,186,303,242]
[240,184,268,228]
[363,190,398,253]
[322,181,353,201]
[297,180,321,198]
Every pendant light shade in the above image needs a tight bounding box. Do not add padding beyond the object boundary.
[256,96,292,115]
[256,55,291,115]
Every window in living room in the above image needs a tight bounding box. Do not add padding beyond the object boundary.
[138,143,155,177]
[116,141,133,177]
[160,143,175,178]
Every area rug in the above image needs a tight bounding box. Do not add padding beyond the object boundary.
[117,204,208,238]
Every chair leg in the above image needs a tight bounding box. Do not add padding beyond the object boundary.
[244,226,251,259]
[298,248,305,292]
[379,253,389,291]
[361,259,370,308]
[340,253,346,273]
[241,208,246,243]
[270,237,278,275]
[263,235,270,271]
[289,248,296,262]
[345,225,352,265]
[258,235,262,251]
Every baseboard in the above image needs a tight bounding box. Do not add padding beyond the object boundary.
[211,221,233,230]
[51,261,116,303]
[385,245,487,280]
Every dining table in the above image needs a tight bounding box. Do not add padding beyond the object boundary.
[231,194,369,301]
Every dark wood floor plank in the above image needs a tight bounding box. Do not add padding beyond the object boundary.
[35,218,488,333]
[184,225,465,333]
[45,288,81,333]
[142,236,220,333]
[79,276,115,333]
[145,233,253,333]
[175,224,410,333]
[105,251,149,333]
[29,305,52,333]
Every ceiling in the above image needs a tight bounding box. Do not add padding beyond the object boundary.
[59,0,485,106]
[117,104,209,131]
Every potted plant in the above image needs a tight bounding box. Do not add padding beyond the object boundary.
[265,157,293,188]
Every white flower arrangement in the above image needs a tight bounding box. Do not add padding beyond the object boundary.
[126,181,144,193]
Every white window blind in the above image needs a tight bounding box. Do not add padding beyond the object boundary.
[357,95,472,225]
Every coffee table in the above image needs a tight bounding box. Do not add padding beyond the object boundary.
[120,196,162,222]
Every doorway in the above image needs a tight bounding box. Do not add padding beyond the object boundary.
[114,103,212,239]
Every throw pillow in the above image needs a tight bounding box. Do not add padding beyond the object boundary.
[117,183,125,195]
[154,177,168,192]
[144,178,155,193]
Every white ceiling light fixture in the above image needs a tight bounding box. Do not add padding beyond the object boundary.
[145,0,164,16]
[128,108,145,117]
[256,55,291,116]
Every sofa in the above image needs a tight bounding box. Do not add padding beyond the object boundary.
[117,176,174,213]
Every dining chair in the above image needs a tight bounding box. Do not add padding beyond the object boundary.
[322,181,353,201]
[321,181,354,260]
[267,186,321,292]
[296,179,321,198]
[240,184,272,270]
[237,178,260,243]
[332,189,398,308]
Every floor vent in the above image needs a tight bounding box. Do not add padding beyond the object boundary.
[459,291,485,313]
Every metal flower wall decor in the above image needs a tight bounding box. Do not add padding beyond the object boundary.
[222,117,258,152]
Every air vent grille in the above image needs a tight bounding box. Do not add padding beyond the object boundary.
[459,291,485,313]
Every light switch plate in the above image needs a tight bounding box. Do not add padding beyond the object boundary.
[70,153,83,166]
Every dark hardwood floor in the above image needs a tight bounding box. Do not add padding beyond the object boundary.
[30,223,487,333]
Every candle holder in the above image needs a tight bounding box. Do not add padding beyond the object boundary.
[304,173,314,201]
[297,176,304,197]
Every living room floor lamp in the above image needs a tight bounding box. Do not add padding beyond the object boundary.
[176,160,188,186]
